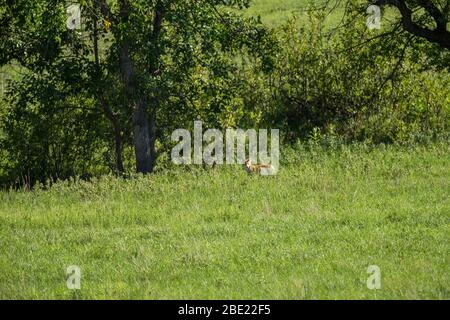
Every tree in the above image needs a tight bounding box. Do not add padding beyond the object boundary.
[372,0,450,50]
[0,0,275,179]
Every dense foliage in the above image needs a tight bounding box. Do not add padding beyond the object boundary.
[0,0,448,187]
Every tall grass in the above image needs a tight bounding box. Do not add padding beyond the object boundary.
[0,143,448,299]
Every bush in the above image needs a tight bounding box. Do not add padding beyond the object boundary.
[244,14,449,144]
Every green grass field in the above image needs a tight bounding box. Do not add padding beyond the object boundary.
[244,0,312,25]
[0,0,449,300]
[242,0,344,26]
[0,144,448,299]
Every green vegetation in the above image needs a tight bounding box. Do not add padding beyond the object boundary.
[243,0,312,25]
[1,1,449,185]
[1,1,449,186]
[0,143,448,299]
[242,0,343,26]
[0,0,449,300]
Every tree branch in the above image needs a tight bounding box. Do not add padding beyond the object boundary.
[374,0,450,49]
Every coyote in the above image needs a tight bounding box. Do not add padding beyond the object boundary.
[244,159,275,175]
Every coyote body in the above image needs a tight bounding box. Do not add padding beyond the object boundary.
[244,159,275,175]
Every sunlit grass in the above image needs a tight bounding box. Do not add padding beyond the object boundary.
[0,143,448,299]
[243,0,345,27]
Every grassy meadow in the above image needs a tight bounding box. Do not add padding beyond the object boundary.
[0,143,449,299]
[243,0,312,25]
[242,0,344,26]
[0,0,449,300]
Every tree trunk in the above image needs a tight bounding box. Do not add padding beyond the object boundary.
[99,94,125,173]
[119,2,153,173]
[132,100,154,173]
[149,106,157,169]
[94,0,125,174]
[113,125,125,173]
[118,0,161,173]
[120,42,156,173]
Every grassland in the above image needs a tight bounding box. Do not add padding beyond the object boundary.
[244,0,312,25]
[242,0,344,26]
[0,143,448,299]
[0,0,448,300]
